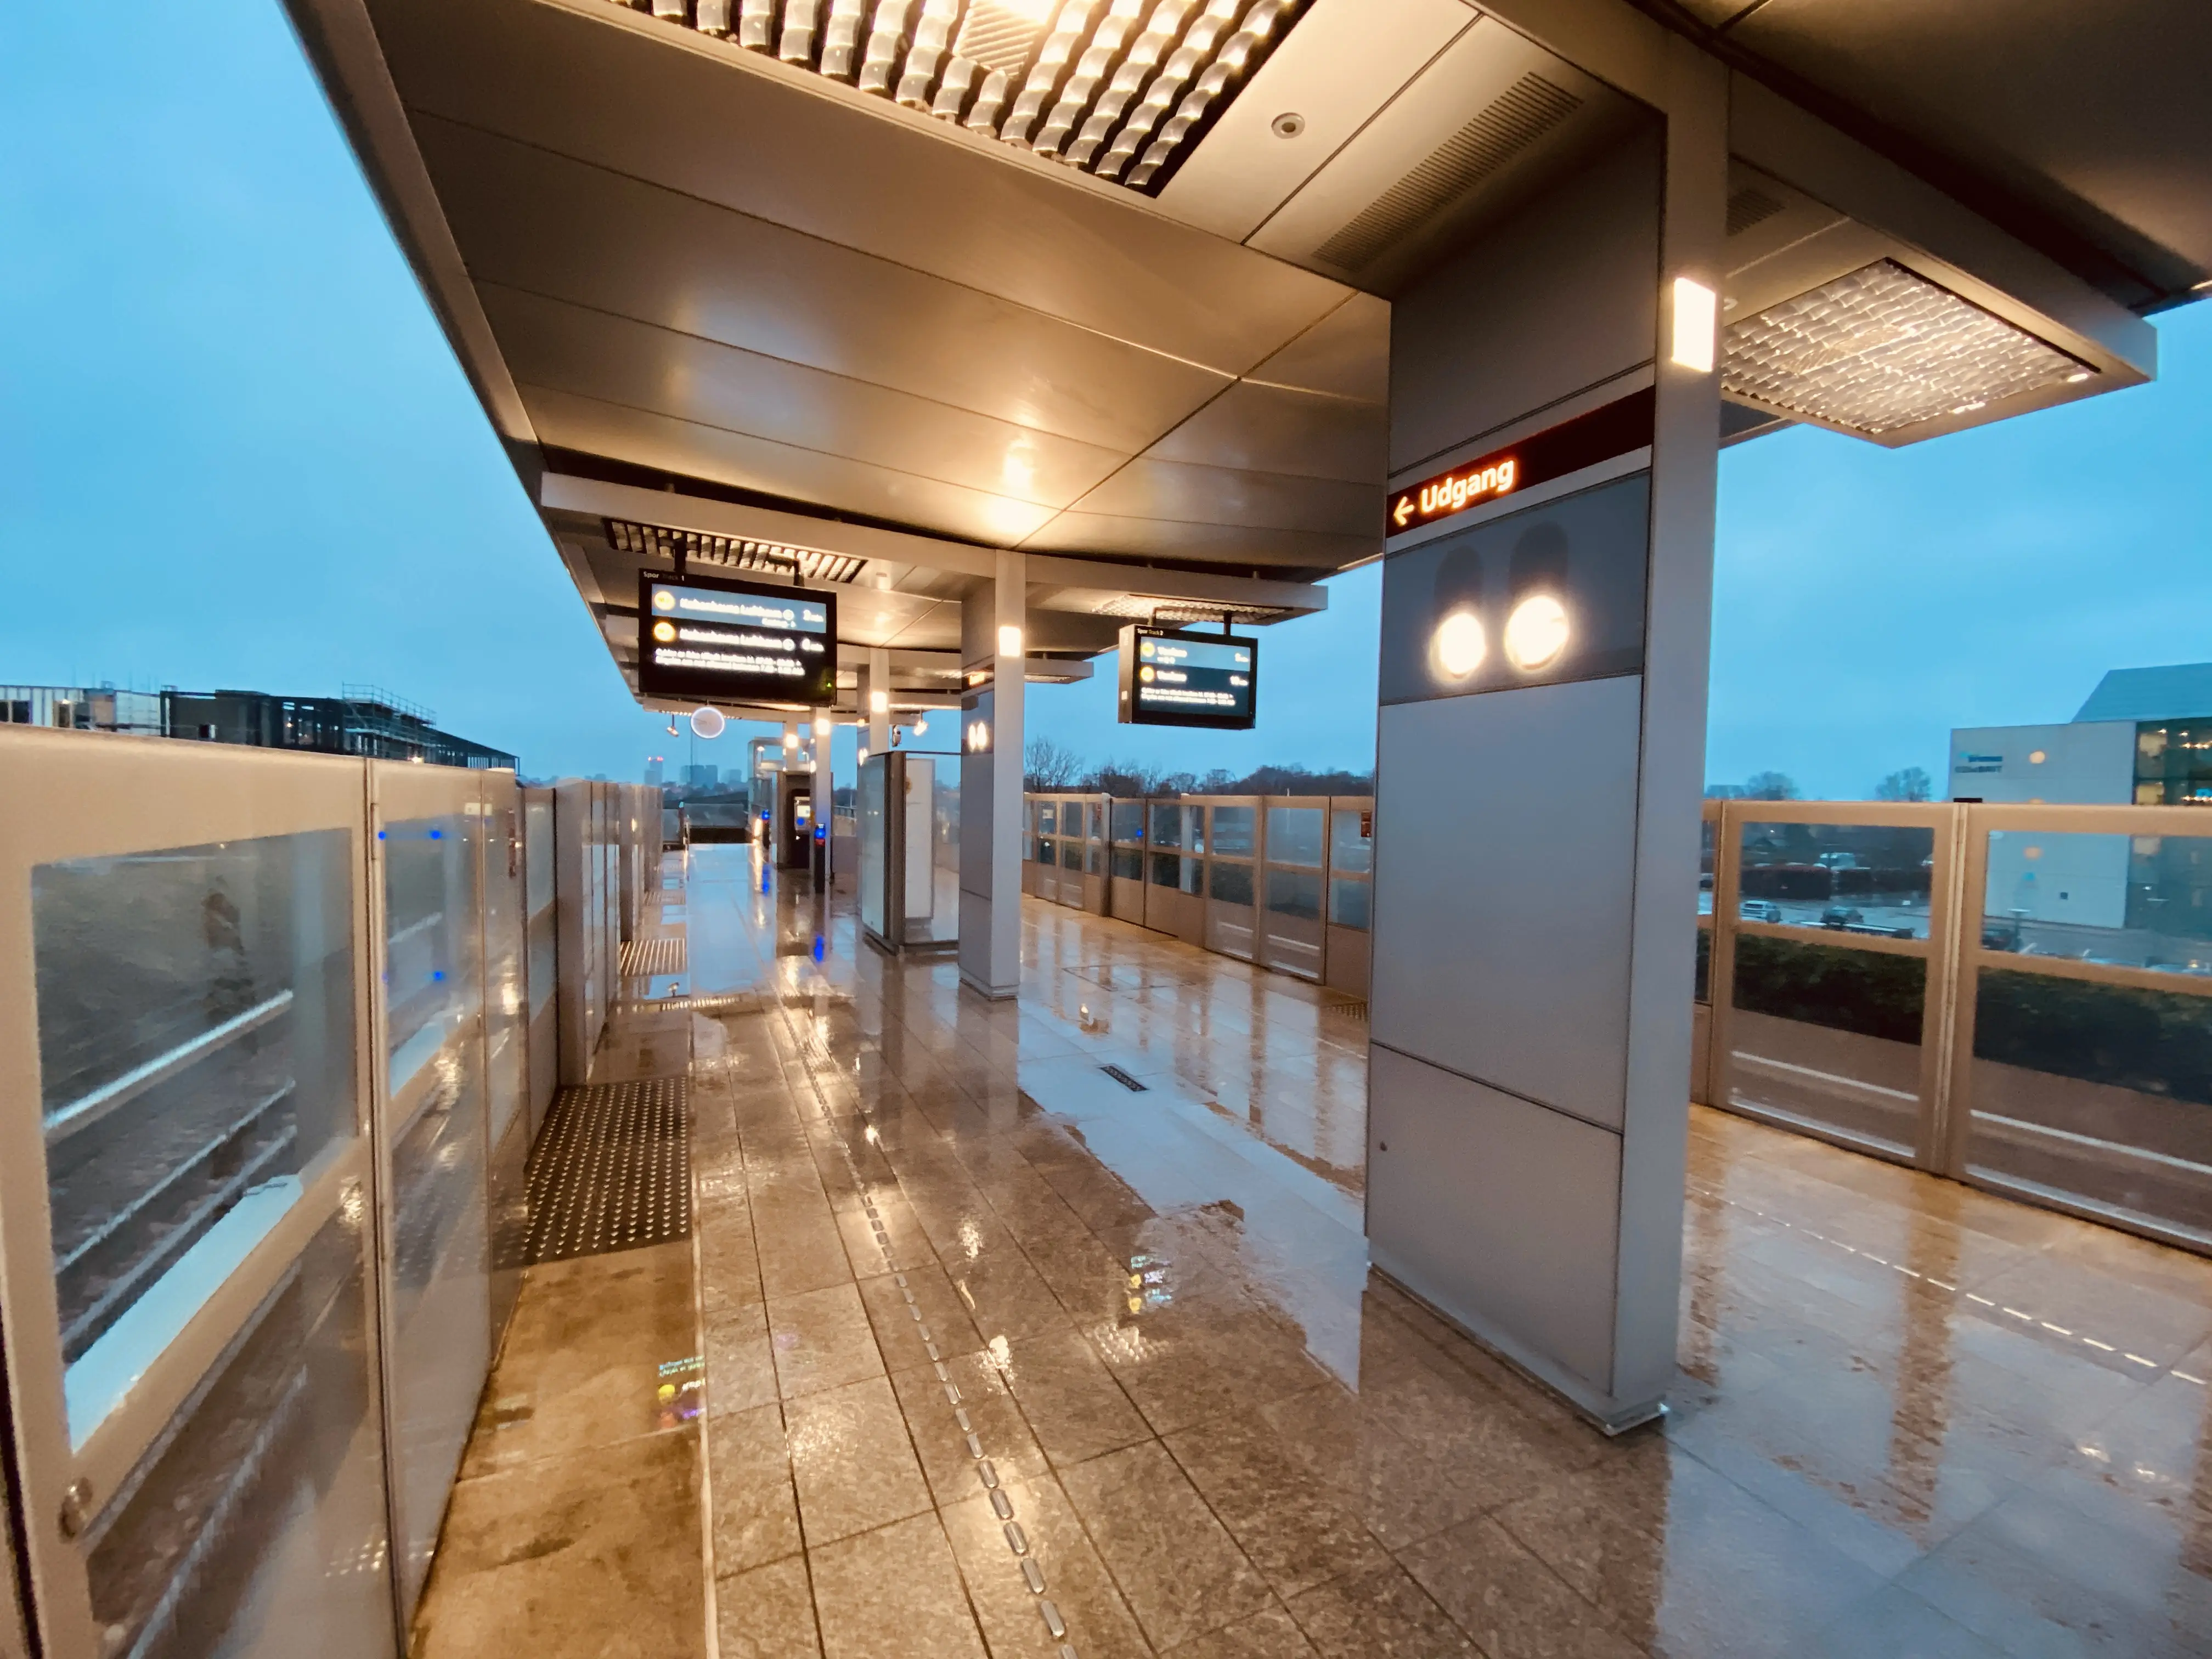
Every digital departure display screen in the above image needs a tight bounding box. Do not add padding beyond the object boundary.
[636,571,838,708]
[1116,625,1259,730]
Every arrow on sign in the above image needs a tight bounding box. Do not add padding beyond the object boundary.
[1391,496,1414,529]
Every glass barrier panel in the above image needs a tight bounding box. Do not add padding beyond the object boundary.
[82,1206,395,1659]
[1267,867,1323,921]
[1737,820,1935,939]
[1209,860,1255,906]
[1211,805,1256,857]
[858,758,888,938]
[1725,933,1925,1154]
[1111,801,1145,843]
[1187,804,1206,855]
[1035,837,1057,868]
[527,907,555,1019]
[1695,923,1711,1005]
[1062,839,1086,870]
[1149,802,1183,850]
[912,755,961,946]
[1148,851,1182,888]
[1181,854,1204,896]
[1330,809,1373,876]
[1113,847,1143,881]
[32,829,358,1447]
[1086,841,1104,876]
[1088,802,1104,842]
[1966,966,2212,1242]
[1699,815,1716,917]
[1038,802,1058,835]
[1265,805,1324,867]
[1328,878,1371,930]
[381,813,490,1610]
[1980,828,2212,970]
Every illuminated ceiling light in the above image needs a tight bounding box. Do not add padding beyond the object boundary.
[998,624,1025,657]
[2066,370,2093,384]
[859,0,917,94]
[632,0,1302,194]
[870,689,890,714]
[782,731,799,749]
[1431,611,1486,679]
[1722,260,2087,437]
[691,706,728,739]
[819,0,868,77]
[915,718,929,735]
[1671,276,1717,374]
[780,0,822,63]
[897,0,963,104]
[1504,594,1571,671]
[814,714,833,737]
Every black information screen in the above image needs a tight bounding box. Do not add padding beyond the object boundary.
[1116,625,1259,730]
[636,571,838,708]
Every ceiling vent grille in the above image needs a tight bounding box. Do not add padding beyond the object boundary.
[1092,594,1293,625]
[1722,260,2090,436]
[1315,73,1581,274]
[1725,186,1785,236]
[606,518,870,585]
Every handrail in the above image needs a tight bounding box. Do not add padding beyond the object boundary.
[44,991,294,1146]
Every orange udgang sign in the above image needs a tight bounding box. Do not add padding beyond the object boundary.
[1387,387,1656,535]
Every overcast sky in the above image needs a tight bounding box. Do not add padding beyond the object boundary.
[7,4,2208,798]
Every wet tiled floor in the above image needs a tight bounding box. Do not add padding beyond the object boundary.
[420,845,2212,1658]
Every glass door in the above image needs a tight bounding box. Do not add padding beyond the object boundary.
[1258,802,1326,979]
[1204,800,1260,961]
[0,729,396,1659]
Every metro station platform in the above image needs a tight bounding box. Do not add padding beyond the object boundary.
[416,845,2212,1659]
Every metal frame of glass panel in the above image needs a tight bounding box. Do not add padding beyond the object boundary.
[1708,799,1958,1166]
[0,728,393,1659]
[1946,803,2212,1252]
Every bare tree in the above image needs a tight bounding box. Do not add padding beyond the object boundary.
[1874,766,1933,802]
[1023,735,1084,791]
[1741,770,1803,801]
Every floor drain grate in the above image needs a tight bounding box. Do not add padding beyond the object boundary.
[1101,1064,1148,1092]
[523,1077,691,1264]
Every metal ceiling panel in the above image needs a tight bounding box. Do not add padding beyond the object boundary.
[1069,458,1380,537]
[412,115,1231,456]
[522,386,1060,545]
[368,0,1353,373]
[1154,0,1476,243]
[477,284,1126,510]
[1244,15,1645,290]
[1244,292,1392,400]
[1020,510,1376,571]
[1138,383,1387,484]
[1729,0,2212,299]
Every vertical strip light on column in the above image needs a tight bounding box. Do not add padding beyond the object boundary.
[1670,276,1717,374]
[608,0,1310,195]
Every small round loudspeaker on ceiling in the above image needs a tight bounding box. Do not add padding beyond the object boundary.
[1271,112,1306,138]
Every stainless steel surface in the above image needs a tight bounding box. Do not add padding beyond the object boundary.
[1371,678,1644,1130]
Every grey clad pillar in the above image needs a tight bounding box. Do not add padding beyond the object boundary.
[958,549,1025,997]
[1364,47,1724,1431]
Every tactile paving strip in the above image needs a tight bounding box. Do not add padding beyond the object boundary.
[523,1079,690,1263]
[619,935,687,977]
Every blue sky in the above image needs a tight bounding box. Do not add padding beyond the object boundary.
[5,4,2207,798]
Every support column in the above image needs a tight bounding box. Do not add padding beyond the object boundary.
[865,646,891,757]
[957,549,1024,998]
[1363,50,1725,1432]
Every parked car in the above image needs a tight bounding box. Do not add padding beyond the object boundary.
[1819,905,1864,929]
[1740,899,1783,923]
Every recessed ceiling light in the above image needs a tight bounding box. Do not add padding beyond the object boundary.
[1722,260,2087,436]
[668,0,1305,195]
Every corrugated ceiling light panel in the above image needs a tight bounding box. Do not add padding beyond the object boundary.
[607,519,870,585]
[1722,260,2089,436]
[619,0,1306,195]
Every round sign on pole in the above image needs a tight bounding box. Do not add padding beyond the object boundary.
[690,706,726,740]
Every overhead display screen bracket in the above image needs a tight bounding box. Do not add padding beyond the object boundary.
[1116,624,1259,730]
[636,570,838,708]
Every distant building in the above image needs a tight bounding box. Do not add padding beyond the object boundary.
[0,680,515,770]
[645,756,665,788]
[684,763,719,788]
[1950,662,2212,807]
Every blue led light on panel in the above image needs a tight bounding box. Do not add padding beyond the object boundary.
[812,936,825,963]
[429,828,443,839]
[376,830,387,840]
[432,970,445,981]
